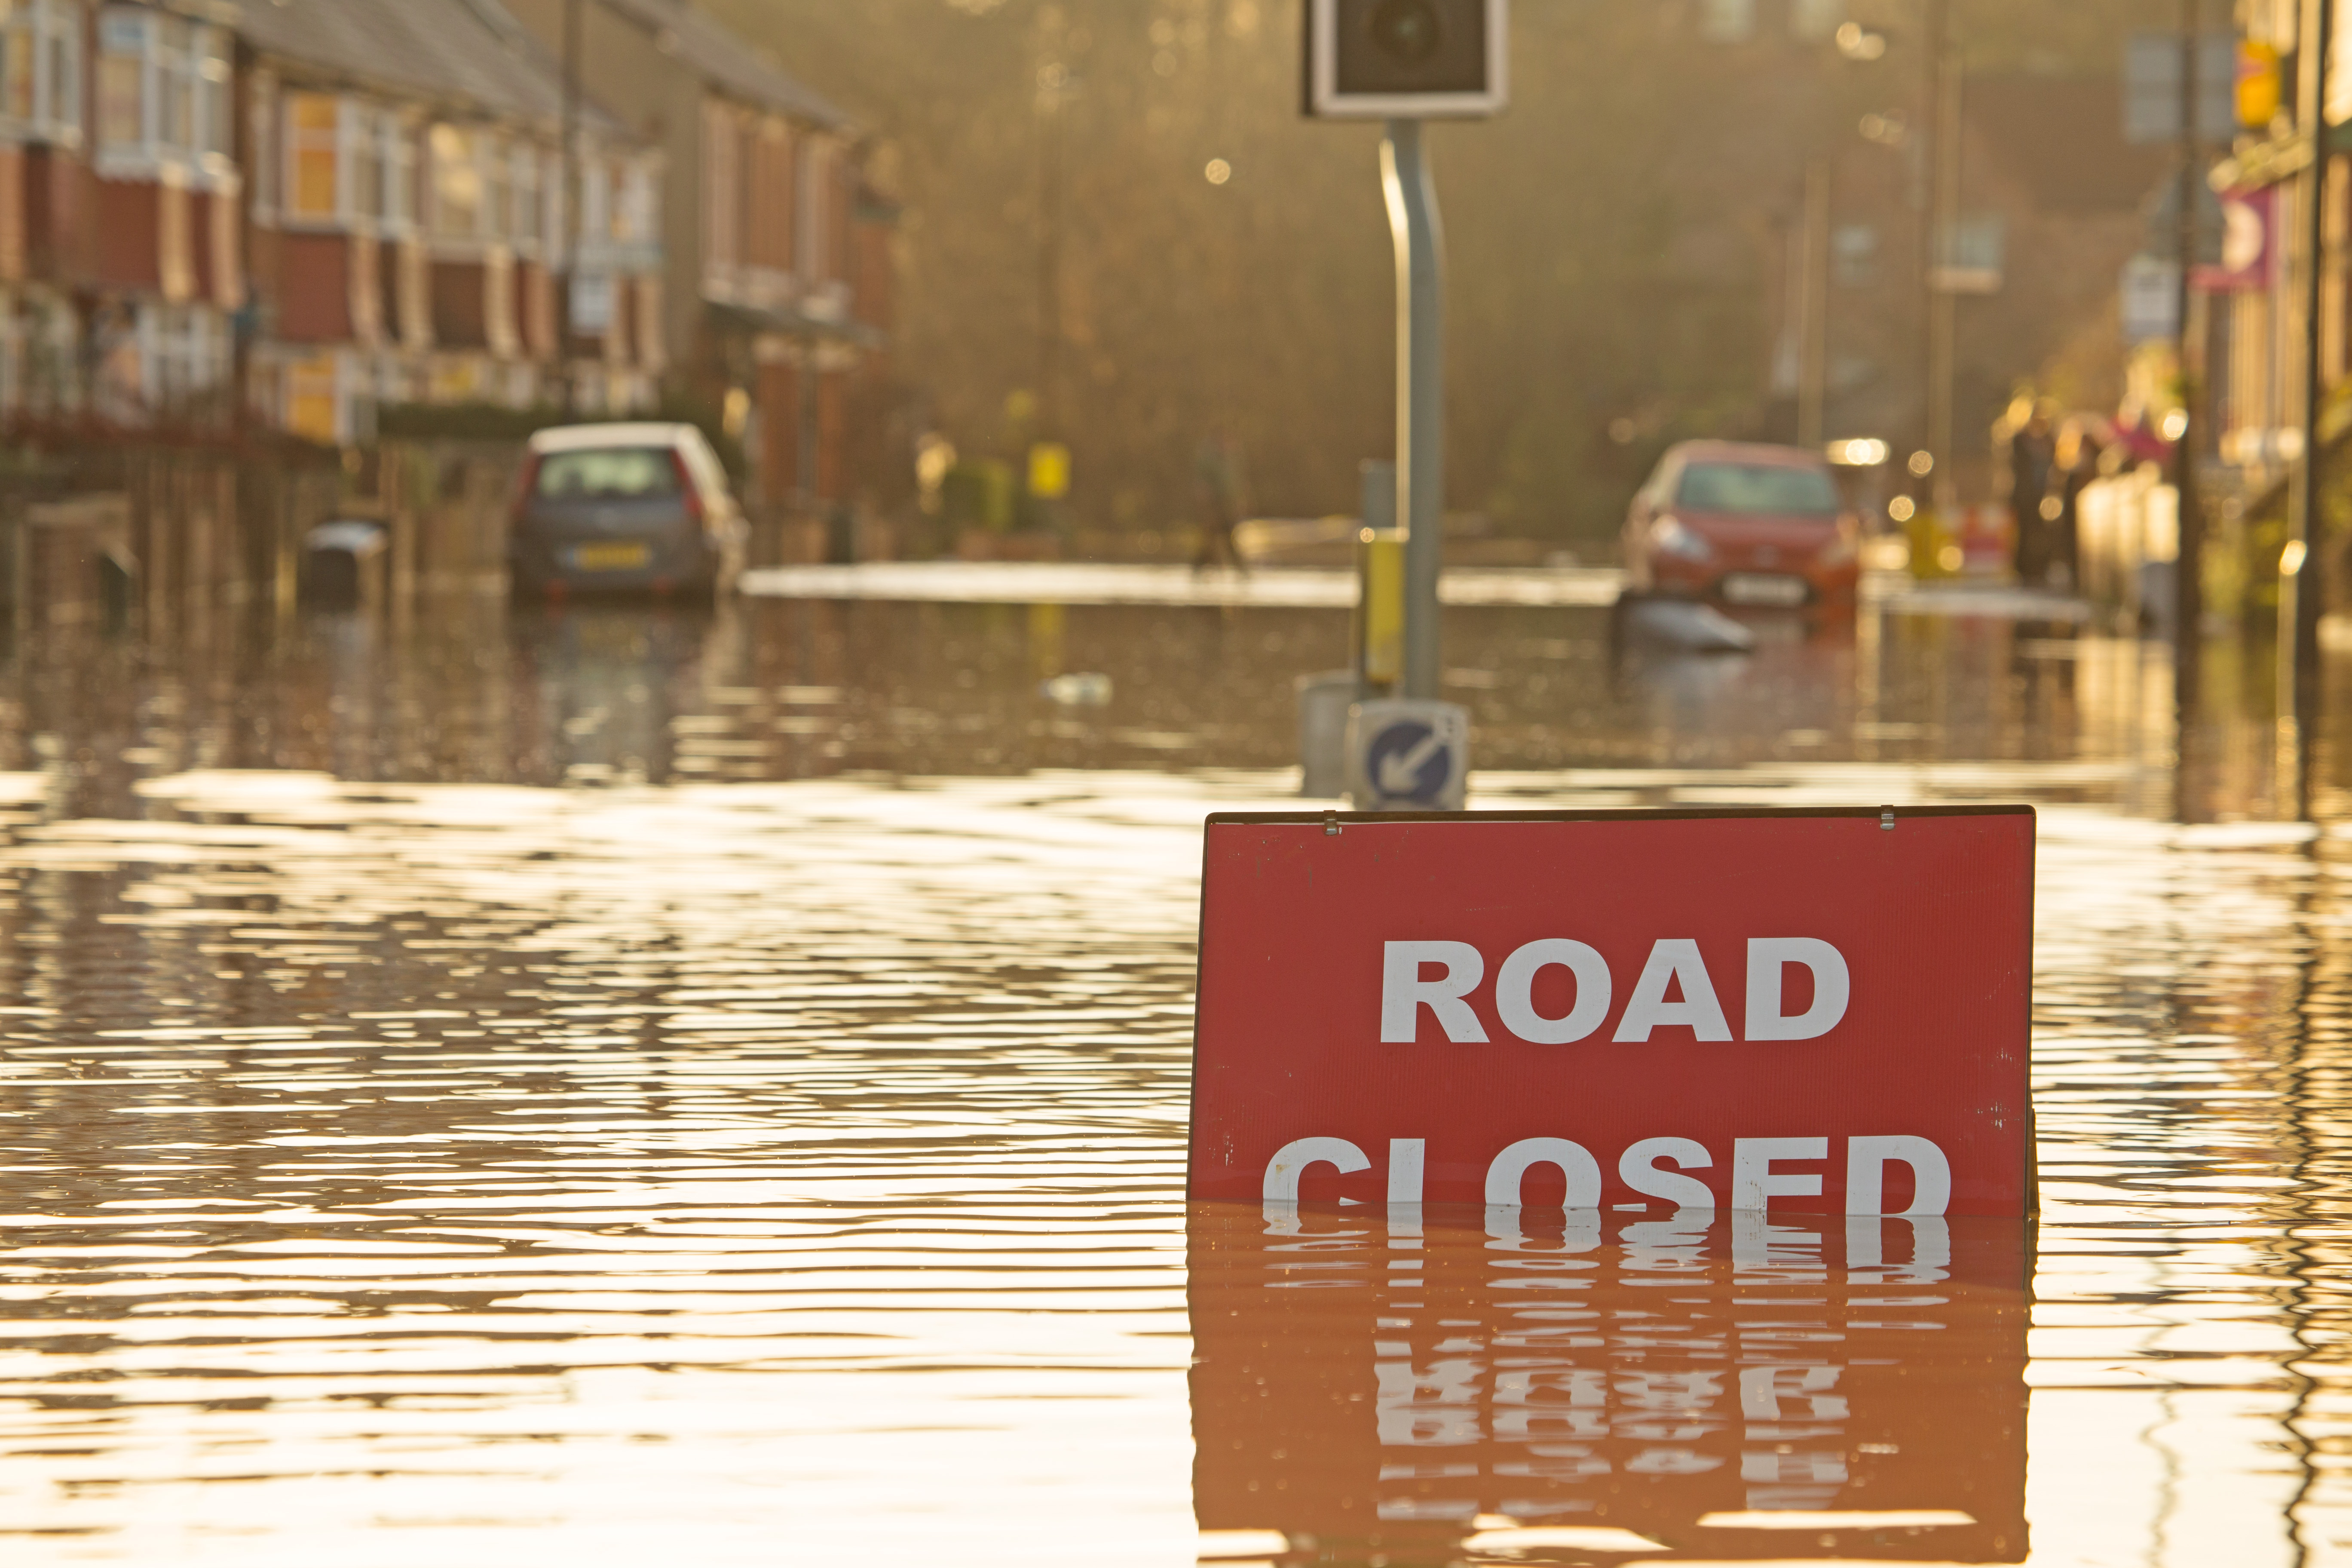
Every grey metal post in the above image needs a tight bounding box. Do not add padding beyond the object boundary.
[1383,119,1443,701]
[560,0,581,418]
[1797,155,1831,452]
[2285,0,2334,774]
[2173,0,2207,821]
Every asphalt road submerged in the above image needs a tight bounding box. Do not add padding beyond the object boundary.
[0,595,2343,1565]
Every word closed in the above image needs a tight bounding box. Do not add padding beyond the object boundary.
[1190,808,2035,1216]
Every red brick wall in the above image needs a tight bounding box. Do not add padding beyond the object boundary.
[277,230,353,343]
[818,368,847,501]
[432,258,488,349]
[92,179,161,293]
[24,146,93,285]
[758,358,799,504]
[202,189,241,310]
[606,274,632,370]
[828,165,851,285]
[519,260,554,360]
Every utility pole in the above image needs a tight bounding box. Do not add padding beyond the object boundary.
[1917,0,1948,498]
[560,0,582,418]
[2174,0,2204,732]
[2284,0,2335,789]
[1384,119,1443,702]
[1798,155,1832,450]
[1035,58,1069,444]
[1925,16,1963,511]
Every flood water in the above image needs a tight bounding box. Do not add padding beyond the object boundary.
[0,591,2348,1565]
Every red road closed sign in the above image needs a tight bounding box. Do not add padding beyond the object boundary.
[1189,807,2035,1217]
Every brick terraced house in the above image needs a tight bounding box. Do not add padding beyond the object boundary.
[500,0,897,512]
[230,0,662,444]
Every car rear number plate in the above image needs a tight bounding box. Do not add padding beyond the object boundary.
[1721,573,1807,607]
[572,542,651,572]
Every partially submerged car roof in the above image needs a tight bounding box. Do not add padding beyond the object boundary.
[1661,439,1829,470]
[528,422,701,454]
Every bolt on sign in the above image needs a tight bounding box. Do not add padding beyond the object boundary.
[1188,807,2034,1217]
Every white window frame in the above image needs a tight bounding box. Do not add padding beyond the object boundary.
[510,141,541,253]
[1,0,85,145]
[248,69,278,224]
[795,135,830,282]
[96,6,227,182]
[543,147,567,268]
[381,113,416,238]
[342,100,381,236]
[154,13,188,154]
[476,129,509,244]
[620,157,656,255]
[579,147,610,260]
[428,122,487,249]
[44,0,77,141]
[195,24,230,170]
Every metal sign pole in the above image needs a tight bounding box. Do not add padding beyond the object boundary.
[2284,0,2334,812]
[1383,119,1443,702]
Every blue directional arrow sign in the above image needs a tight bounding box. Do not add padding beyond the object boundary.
[1368,719,1454,805]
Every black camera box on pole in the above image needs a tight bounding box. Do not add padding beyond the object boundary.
[1303,0,1509,120]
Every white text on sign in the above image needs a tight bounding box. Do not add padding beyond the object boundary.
[1381,938,1850,1044]
[1263,1133,1951,1217]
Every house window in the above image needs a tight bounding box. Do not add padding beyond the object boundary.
[155,17,190,151]
[383,116,416,233]
[701,101,738,270]
[349,106,382,229]
[96,10,144,148]
[197,29,230,162]
[45,3,74,135]
[1832,223,1878,289]
[481,132,509,242]
[430,123,483,241]
[796,138,831,281]
[97,7,224,167]
[0,0,80,141]
[285,92,339,220]
[248,74,277,217]
[543,154,565,264]
[0,7,34,123]
[579,153,610,254]
[511,144,540,249]
[619,160,656,250]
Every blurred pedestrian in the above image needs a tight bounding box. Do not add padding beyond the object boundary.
[2049,416,2103,592]
[2005,398,2058,585]
[1194,432,1248,572]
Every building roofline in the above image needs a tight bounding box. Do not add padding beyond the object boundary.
[201,0,643,147]
[590,0,853,132]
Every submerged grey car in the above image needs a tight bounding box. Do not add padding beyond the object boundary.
[508,423,746,600]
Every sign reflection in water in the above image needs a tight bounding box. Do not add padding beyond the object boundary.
[1190,1202,2028,1562]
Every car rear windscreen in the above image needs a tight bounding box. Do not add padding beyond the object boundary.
[535,449,681,500]
[1676,463,1840,515]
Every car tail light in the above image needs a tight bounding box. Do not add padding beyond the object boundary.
[671,451,705,527]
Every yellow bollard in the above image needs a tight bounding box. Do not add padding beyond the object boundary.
[1905,509,1959,581]
[1357,527,1406,689]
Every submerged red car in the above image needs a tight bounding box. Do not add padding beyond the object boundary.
[1621,440,1861,609]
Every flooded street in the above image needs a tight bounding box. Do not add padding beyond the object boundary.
[0,594,2349,1565]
